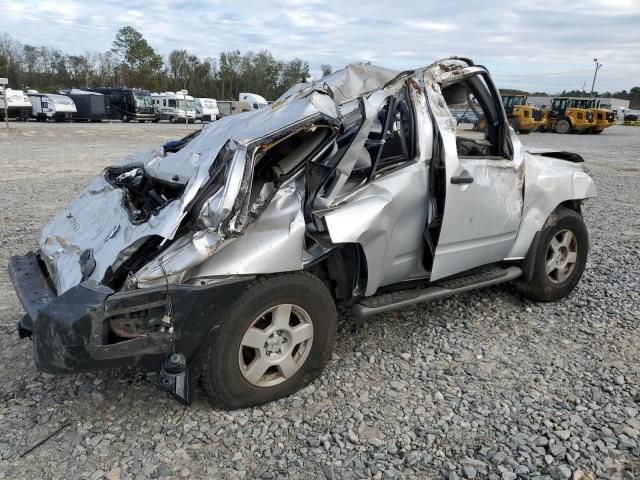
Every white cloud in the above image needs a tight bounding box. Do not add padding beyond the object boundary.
[404,20,456,32]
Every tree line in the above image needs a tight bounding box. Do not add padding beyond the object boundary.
[0,27,334,101]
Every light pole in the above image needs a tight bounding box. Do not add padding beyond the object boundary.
[589,58,603,98]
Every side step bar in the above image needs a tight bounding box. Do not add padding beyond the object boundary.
[354,266,522,318]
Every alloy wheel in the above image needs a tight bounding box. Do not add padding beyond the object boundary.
[238,304,314,387]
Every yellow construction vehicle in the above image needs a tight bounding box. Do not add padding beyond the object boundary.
[501,94,544,134]
[568,98,615,134]
[542,97,595,134]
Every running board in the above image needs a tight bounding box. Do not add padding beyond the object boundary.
[354,266,522,318]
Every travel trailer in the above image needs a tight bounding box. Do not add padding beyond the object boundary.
[87,88,155,122]
[152,91,197,123]
[217,100,251,117]
[27,92,77,122]
[64,89,110,122]
[194,98,219,122]
[0,87,32,120]
[239,92,268,110]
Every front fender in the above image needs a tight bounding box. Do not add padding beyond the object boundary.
[507,153,597,258]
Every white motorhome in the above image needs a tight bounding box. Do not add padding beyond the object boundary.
[0,87,33,120]
[27,92,77,122]
[194,98,219,122]
[239,92,268,110]
[151,91,196,123]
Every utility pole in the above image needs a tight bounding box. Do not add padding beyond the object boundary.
[590,58,603,98]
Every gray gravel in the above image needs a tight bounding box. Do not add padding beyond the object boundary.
[0,123,639,479]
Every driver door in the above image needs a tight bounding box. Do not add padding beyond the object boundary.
[429,69,524,281]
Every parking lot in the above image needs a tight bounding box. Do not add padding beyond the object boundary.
[0,122,638,479]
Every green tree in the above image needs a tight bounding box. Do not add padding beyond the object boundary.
[320,64,332,77]
[111,26,163,86]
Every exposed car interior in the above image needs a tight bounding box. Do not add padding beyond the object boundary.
[442,74,510,159]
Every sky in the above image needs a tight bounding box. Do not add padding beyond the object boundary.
[3,0,640,93]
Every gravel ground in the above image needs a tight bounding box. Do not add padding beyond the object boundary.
[0,123,638,480]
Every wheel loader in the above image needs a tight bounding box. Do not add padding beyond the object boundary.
[542,97,595,134]
[501,95,544,134]
[567,98,615,134]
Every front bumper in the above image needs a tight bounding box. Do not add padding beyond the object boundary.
[9,253,252,375]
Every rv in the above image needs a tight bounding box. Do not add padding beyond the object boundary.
[239,92,268,110]
[217,100,251,117]
[151,91,196,123]
[87,88,155,122]
[0,87,32,120]
[194,98,219,122]
[64,89,110,122]
[27,92,77,122]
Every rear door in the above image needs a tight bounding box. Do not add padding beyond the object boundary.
[428,68,524,280]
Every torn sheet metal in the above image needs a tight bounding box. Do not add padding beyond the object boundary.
[188,173,307,279]
[39,151,209,294]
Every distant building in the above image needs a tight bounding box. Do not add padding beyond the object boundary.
[526,96,630,110]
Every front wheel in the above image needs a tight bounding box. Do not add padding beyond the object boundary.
[515,207,588,302]
[555,118,571,134]
[200,273,337,409]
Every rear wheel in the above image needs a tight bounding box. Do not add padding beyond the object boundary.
[591,129,604,134]
[122,114,129,123]
[169,116,175,123]
[201,273,337,409]
[555,118,571,134]
[515,208,588,302]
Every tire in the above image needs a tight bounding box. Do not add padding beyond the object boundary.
[510,118,520,133]
[555,118,571,134]
[138,120,145,123]
[122,114,129,123]
[169,116,175,124]
[200,273,337,409]
[518,128,531,135]
[591,129,604,134]
[515,207,588,302]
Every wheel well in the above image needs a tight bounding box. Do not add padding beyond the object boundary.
[304,243,366,303]
[558,199,582,215]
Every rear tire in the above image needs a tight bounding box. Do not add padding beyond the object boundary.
[515,208,588,302]
[169,116,175,123]
[592,129,604,134]
[555,118,571,134]
[200,273,337,409]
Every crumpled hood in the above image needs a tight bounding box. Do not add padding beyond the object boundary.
[38,91,340,295]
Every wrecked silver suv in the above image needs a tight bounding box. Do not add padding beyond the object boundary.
[9,58,596,408]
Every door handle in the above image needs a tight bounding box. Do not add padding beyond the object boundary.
[451,175,474,184]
